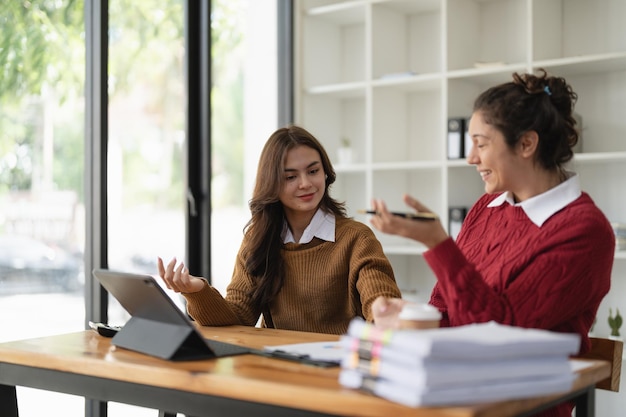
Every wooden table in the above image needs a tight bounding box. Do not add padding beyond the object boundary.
[0,325,610,417]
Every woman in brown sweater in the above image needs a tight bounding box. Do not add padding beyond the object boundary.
[158,125,401,334]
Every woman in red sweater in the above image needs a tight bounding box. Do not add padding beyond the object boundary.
[369,70,615,416]
[370,70,614,354]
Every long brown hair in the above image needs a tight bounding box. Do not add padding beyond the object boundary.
[244,125,347,312]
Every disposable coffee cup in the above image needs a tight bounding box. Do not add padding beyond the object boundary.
[398,303,441,330]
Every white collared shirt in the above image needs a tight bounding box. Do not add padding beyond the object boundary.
[487,171,581,227]
[282,208,336,244]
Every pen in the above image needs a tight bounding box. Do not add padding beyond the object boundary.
[358,209,438,221]
[271,349,311,360]
[258,350,339,368]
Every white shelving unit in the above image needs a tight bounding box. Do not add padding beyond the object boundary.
[295,1,626,394]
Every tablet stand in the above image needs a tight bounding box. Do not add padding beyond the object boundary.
[112,316,214,361]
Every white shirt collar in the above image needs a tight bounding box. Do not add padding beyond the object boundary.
[282,208,336,244]
[487,172,581,227]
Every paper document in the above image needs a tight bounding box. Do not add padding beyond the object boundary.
[346,319,581,360]
[339,368,575,407]
[263,341,344,363]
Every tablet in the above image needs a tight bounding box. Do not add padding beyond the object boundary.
[92,268,251,361]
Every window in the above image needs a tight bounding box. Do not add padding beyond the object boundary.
[105,2,187,414]
[106,0,187,319]
[210,0,282,293]
[0,1,86,414]
[1,0,289,415]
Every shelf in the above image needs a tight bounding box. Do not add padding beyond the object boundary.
[301,1,366,88]
[371,161,442,171]
[374,0,440,15]
[572,152,626,164]
[447,159,471,168]
[307,82,367,97]
[298,10,626,411]
[305,1,366,25]
[296,0,626,295]
[446,63,528,81]
[534,52,626,77]
[382,245,427,256]
[334,163,368,173]
[372,73,442,92]
[446,0,528,72]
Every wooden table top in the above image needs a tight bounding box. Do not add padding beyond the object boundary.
[0,325,611,417]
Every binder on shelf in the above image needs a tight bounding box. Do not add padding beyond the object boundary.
[447,118,465,159]
[449,207,467,241]
[464,117,473,158]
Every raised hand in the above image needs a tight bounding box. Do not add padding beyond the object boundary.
[157,257,206,294]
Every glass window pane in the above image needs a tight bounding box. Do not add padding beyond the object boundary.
[107,1,185,415]
[107,0,186,312]
[107,0,186,262]
[0,0,86,414]
[211,0,279,294]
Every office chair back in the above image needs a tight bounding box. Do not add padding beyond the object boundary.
[576,337,623,392]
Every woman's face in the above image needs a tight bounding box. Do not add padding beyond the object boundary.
[278,145,326,218]
[467,111,525,195]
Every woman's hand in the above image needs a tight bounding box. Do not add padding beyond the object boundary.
[371,296,406,329]
[369,194,448,249]
[157,257,206,294]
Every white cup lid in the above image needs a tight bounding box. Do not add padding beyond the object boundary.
[399,303,442,321]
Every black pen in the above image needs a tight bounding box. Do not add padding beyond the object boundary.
[358,209,438,221]
[257,350,339,368]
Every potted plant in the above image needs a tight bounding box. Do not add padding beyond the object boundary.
[337,137,353,164]
[608,308,623,340]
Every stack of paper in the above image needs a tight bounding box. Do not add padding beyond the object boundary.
[338,318,581,407]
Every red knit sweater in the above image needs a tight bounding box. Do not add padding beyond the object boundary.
[425,192,615,417]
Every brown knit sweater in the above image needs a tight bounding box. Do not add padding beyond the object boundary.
[183,217,401,334]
